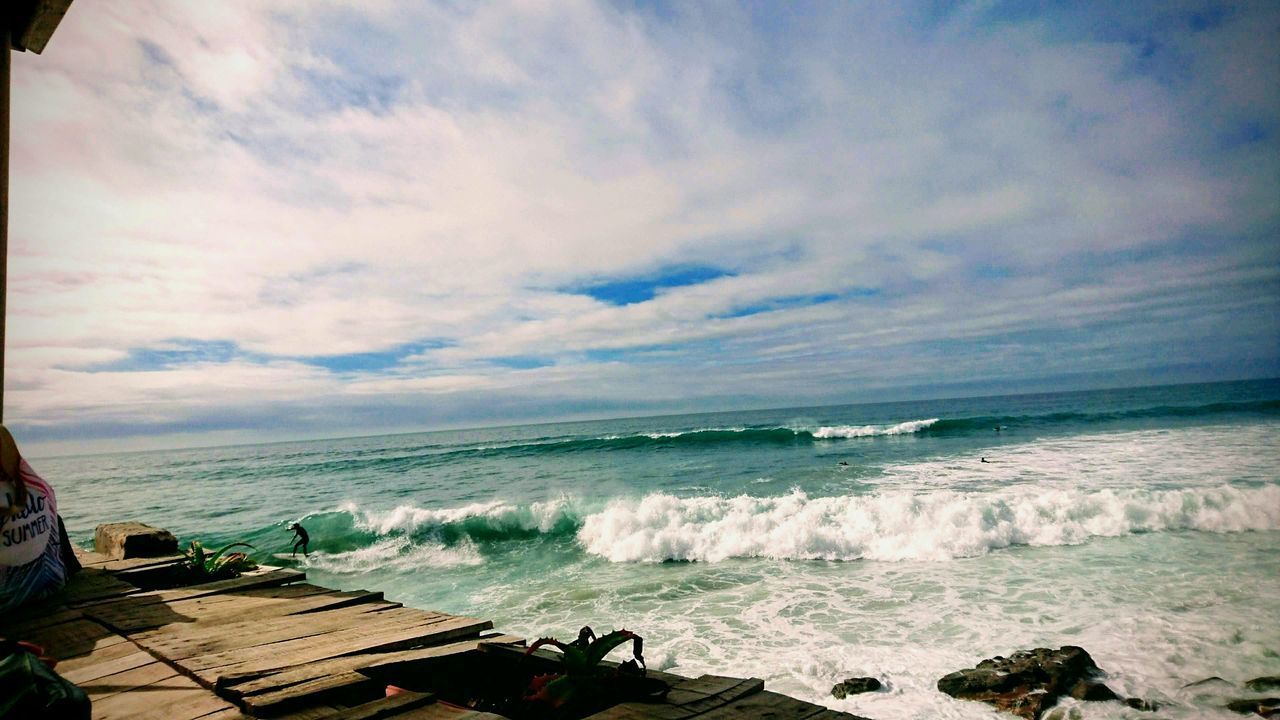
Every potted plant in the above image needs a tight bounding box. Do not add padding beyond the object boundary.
[516,626,668,718]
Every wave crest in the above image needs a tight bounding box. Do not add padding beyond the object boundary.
[577,485,1280,563]
[813,419,939,438]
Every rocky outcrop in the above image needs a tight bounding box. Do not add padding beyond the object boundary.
[1247,677,1280,693]
[1226,697,1280,717]
[937,646,1131,720]
[1184,675,1280,716]
[94,522,178,559]
[831,677,881,699]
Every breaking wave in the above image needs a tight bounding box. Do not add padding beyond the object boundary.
[577,485,1280,563]
[292,483,1280,567]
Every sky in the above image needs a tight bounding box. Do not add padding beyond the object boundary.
[7,0,1279,454]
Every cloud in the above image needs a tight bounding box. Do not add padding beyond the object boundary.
[7,0,1278,449]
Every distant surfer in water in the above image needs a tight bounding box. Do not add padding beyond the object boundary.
[981,457,989,463]
[288,522,310,557]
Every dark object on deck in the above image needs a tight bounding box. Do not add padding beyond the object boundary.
[94,522,178,560]
[937,646,1121,720]
[0,639,90,720]
[831,676,881,698]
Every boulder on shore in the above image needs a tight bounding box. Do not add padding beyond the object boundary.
[1247,677,1280,693]
[1225,697,1280,717]
[95,522,178,559]
[831,677,881,699]
[937,646,1124,720]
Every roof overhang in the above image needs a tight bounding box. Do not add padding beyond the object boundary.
[8,0,74,54]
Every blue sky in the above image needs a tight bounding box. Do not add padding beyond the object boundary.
[8,0,1279,453]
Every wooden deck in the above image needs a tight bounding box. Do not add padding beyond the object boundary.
[0,550,869,720]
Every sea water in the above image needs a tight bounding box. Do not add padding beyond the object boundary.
[41,380,1280,718]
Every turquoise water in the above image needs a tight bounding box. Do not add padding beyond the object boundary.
[41,380,1280,718]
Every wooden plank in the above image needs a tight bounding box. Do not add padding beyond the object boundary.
[78,660,179,701]
[137,591,400,641]
[191,614,493,685]
[696,690,832,719]
[190,612,488,677]
[583,675,765,720]
[197,710,256,720]
[234,635,525,716]
[61,569,143,605]
[135,568,305,603]
[0,604,83,634]
[90,673,236,720]
[665,674,752,704]
[271,706,345,720]
[54,637,143,673]
[130,601,414,650]
[86,584,368,634]
[60,649,155,684]
[674,677,765,716]
[393,704,510,719]
[137,606,445,662]
[240,668,376,717]
[222,634,523,699]
[14,618,125,660]
[301,691,436,720]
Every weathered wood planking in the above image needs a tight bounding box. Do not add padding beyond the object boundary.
[224,635,518,696]
[0,603,83,633]
[60,568,144,605]
[95,587,391,636]
[86,583,377,632]
[89,672,239,720]
[265,691,436,720]
[59,648,156,684]
[76,659,180,701]
[393,705,511,719]
[9,617,127,660]
[133,567,305,603]
[697,689,838,719]
[584,676,766,720]
[135,606,444,662]
[231,635,525,717]
[6,549,872,720]
[188,613,494,685]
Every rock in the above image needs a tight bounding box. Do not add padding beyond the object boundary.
[94,522,178,559]
[1124,697,1158,712]
[1226,697,1280,717]
[1185,677,1233,689]
[1247,677,1280,693]
[1069,682,1119,702]
[937,646,1121,720]
[831,677,881,698]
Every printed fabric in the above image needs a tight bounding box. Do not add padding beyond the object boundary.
[0,460,66,613]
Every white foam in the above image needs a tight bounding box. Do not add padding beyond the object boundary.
[812,418,939,438]
[345,497,578,536]
[577,485,1280,563]
[304,535,483,573]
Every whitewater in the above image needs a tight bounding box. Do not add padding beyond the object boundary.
[41,379,1280,719]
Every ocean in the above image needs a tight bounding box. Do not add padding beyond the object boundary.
[40,379,1280,718]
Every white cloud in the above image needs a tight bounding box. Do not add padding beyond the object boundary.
[7,0,1278,446]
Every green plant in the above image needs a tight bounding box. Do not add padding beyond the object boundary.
[181,540,257,581]
[521,626,664,715]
